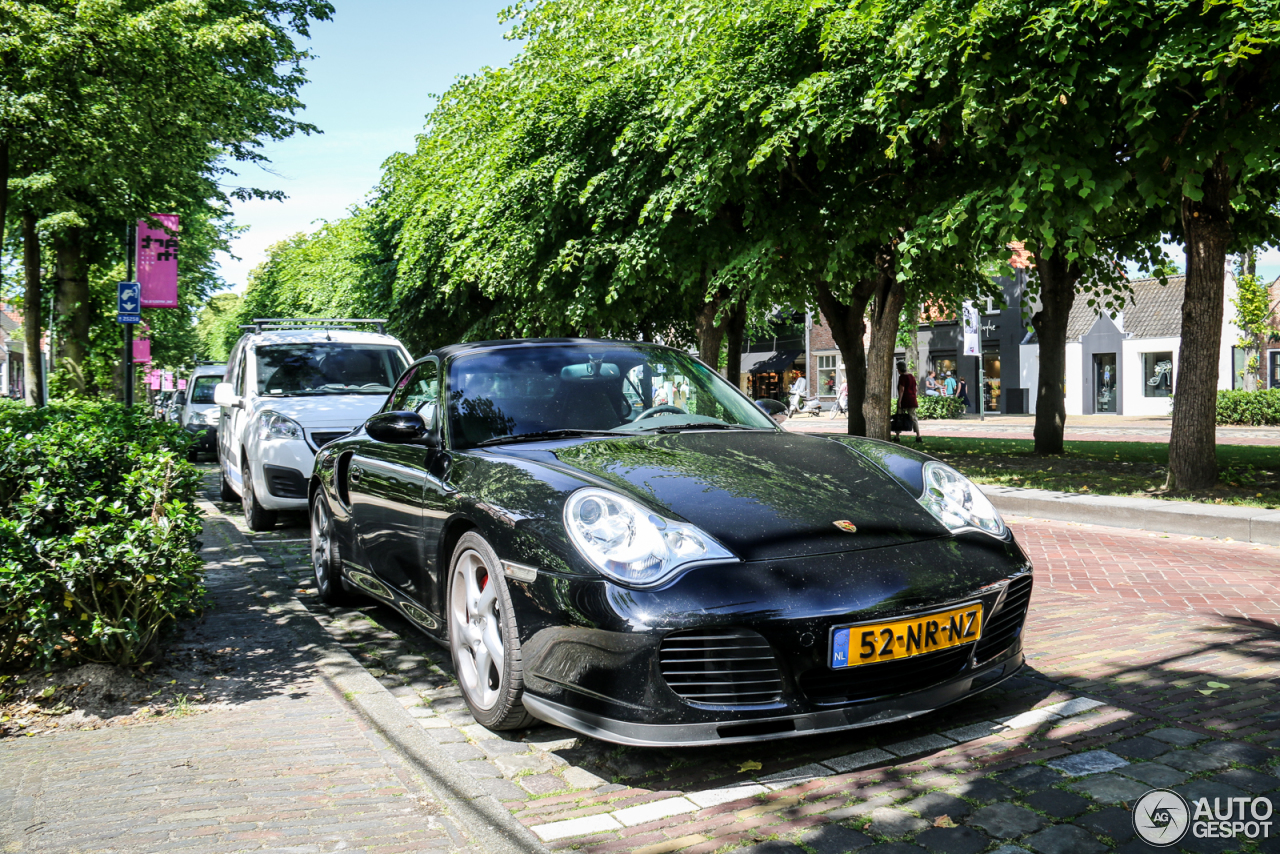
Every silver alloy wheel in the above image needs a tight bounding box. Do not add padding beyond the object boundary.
[311,497,331,588]
[450,548,505,711]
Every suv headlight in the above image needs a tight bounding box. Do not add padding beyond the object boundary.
[258,410,303,441]
[918,461,1006,538]
[564,488,737,588]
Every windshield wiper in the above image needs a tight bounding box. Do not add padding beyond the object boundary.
[639,423,768,434]
[476,429,621,447]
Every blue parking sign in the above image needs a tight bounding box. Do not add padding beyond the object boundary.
[117,281,141,324]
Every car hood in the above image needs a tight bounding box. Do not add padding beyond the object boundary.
[250,394,387,429]
[488,431,949,563]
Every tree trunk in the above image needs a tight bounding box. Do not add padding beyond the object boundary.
[1167,159,1231,490]
[1029,248,1081,455]
[863,266,908,441]
[694,289,728,370]
[22,211,45,407]
[723,298,747,387]
[54,228,92,396]
[0,141,8,265]
[815,280,873,436]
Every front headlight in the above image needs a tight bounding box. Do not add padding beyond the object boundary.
[918,461,1006,538]
[563,488,737,588]
[258,410,303,441]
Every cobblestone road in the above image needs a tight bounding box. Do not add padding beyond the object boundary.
[219,475,1280,854]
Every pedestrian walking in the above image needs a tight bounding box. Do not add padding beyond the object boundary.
[943,371,957,397]
[893,361,922,443]
[956,376,971,409]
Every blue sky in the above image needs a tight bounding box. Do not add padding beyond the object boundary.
[215,1,520,290]
[216,1,1279,290]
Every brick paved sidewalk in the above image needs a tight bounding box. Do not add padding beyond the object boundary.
[782,417,1280,446]
[0,516,476,854]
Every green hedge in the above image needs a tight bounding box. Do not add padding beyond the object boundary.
[0,402,205,670]
[1216,389,1280,426]
[917,395,967,420]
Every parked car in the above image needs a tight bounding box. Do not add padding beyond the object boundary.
[214,319,411,530]
[152,390,173,420]
[178,363,227,461]
[308,338,1032,746]
[165,389,186,424]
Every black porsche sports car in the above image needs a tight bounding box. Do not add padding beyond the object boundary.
[308,338,1032,746]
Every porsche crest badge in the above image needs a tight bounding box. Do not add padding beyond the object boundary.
[833,520,858,533]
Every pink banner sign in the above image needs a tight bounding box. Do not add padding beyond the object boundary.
[162,371,174,391]
[133,338,152,364]
[178,379,187,390]
[137,214,179,308]
[149,372,161,390]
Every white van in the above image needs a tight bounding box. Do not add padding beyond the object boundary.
[214,319,412,530]
[178,363,228,461]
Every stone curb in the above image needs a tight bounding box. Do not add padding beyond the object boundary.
[984,485,1280,545]
[197,499,548,854]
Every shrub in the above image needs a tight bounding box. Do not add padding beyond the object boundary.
[917,395,967,420]
[1216,389,1280,426]
[0,401,205,670]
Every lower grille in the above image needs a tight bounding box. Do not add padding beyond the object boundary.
[800,645,972,705]
[974,575,1033,661]
[659,629,783,706]
[262,464,308,499]
[309,430,351,452]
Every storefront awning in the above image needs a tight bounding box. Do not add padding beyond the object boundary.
[742,350,802,375]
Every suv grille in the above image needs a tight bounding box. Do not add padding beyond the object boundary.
[308,430,351,452]
[975,575,1033,661]
[799,645,972,705]
[659,629,783,706]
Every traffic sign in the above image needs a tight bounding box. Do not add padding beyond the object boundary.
[117,281,141,324]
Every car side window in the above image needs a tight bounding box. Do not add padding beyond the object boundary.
[386,366,419,412]
[230,346,246,396]
[405,362,439,427]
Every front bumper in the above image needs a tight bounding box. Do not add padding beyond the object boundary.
[508,534,1034,746]
[252,438,317,510]
[183,424,218,450]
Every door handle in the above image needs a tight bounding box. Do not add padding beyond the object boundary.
[349,465,363,484]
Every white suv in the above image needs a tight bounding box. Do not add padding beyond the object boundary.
[214,319,412,530]
[178,363,227,461]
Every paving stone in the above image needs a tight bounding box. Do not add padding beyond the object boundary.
[1074,806,1137,843]
[859,845,927,854]
[1178,834,1238,854]
[609,750,667,779]
[997,766,1067,793]
[988,848,1032,854]
[613,795,698,827]
[1107,737,1172,761]
[1023,824,1107,854]
[1145,727,1207,747]
[884,734,956,757]
[1115,762,1189,788]
[1175,779,1248,806]
[951,778,1015,803]
[736,842,805,854]
[1161,750,1230,773]
[562,766,609,789]
[457,760,501,779]
[477,777,527,801]
[825,795,900,820]
[1047,750,1129,777]
[762,762,830,789]
[531,813,621,842]
[799,824,874,854]
[1022,789,1091,819]
[493,752,557,778]
[1067,773,1149,805]
[824,748,895,773]
[1114,839,1170,854]
[687,784,769,808]
[903,792,972,820]
[1198,740,1274,768]
[425,727,467,744]
[941,722,1001,742]
[477,738,531,757]
[519,773,566,795]
[913,826,989,854]
[1213,768,1280,793]
[436,742,485,762]
[968,803,1047,838]
[866,807,931,839]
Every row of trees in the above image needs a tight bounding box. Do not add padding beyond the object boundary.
[215,0,1280,489]
[1,0,333,399]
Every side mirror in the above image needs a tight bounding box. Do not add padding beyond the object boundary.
[174,392,186,405]
[367,410,432,444]
[213,382,240,409]
[755,398,788,423]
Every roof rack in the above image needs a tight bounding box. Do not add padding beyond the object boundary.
[245,318,388,334]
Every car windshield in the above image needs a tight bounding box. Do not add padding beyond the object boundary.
[255,343,408,396]
[447,343,777,449]
[188,375,221,404]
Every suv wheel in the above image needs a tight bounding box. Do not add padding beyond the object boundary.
[241,456,278,531]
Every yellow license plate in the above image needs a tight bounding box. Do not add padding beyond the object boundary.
[830,603,983,669]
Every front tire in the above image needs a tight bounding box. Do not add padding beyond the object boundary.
[310,493,357,606]
[241,456,278,532]
[448,532,534,731]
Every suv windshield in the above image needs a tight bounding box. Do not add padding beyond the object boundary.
[189,375,221,404]
[255,343,407,396]
[448,343,776,448]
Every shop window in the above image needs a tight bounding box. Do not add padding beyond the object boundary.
[1270,351,1280,389]
[982,349,1001,412]
[933,356,958,395]
[1142,352,1174,397]
[816,354,840,396]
